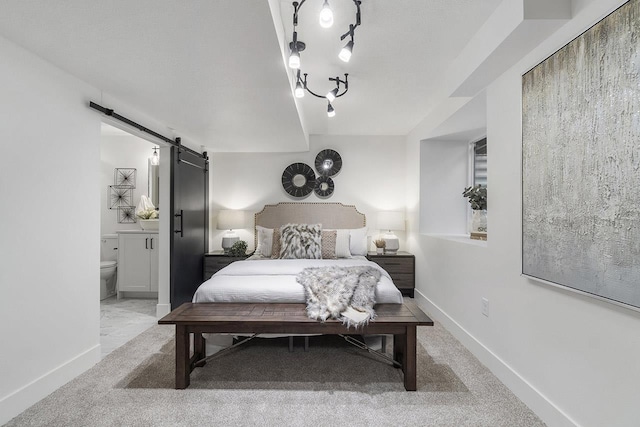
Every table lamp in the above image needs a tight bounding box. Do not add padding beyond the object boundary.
[377,211,405,254]
[217,210,247,253]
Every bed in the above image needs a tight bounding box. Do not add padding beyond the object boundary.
[194,202,404,306]
[161,203,431,390]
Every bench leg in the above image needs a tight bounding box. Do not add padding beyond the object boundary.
[193,332,206,368]
[175,325,190,389]
[393,333,405,370]
[289,336,294,352]
[403,326,417,391]
[381,335,387,354]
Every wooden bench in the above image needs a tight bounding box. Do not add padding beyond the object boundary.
[158,301,433,391]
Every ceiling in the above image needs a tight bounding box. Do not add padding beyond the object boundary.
[0,0,502,152]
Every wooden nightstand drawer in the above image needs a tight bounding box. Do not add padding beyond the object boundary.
[203,252,248,281]
[370,259,413,274]
[388,273,414,289]
[366,251,415,297]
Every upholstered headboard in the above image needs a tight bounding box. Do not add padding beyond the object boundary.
[254,202,366,248]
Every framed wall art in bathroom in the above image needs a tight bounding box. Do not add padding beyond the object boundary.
[114,168,136,188]
[117,206,136,223]
[108,185,133,209]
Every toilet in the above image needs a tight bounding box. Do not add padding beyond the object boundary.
[100,234,118,300]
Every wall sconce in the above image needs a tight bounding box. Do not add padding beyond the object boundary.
[150,147,159,165]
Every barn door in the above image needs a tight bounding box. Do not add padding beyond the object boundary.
[169,145,208,309]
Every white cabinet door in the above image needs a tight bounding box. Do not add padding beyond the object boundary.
[149,235,159,292]
[118,234,152,292]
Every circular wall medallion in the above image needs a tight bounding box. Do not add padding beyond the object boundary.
[282,163,316,198]
[315,149,342,176]
[314,176,334,198]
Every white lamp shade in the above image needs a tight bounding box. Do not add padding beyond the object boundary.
[217,210,248,230]
[377,211,405,231]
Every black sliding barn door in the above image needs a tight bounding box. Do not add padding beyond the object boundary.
[169,146,209,309]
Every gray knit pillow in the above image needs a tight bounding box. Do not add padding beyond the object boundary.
[321,230,337,259]
[279,223,323,259]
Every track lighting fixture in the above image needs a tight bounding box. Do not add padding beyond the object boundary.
[319,0,334,28]
[289,50,300,69]
[288,31,305,69]
[298,73,349,100]
[326,87,339,103]
[288,0,362,116]
[327,102,335,117]
[339,40,354,63]
[295,81,305,98]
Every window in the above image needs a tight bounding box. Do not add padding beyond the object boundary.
[472,137,487,187]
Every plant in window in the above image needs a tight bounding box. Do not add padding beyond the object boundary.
[462,185,487,210]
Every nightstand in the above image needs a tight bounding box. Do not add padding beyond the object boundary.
[366,251,415,297]
[203,251,249,281]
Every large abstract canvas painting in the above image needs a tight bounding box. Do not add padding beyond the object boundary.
[522,0,640,310]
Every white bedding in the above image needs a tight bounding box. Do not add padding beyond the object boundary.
[193,257,403,304]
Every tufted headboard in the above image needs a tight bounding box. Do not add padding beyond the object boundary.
[253,202,366,248]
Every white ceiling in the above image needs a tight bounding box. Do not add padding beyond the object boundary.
[279,0,502,136]
[0,0,502,152]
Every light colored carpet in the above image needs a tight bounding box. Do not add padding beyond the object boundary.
[6,322,545,426]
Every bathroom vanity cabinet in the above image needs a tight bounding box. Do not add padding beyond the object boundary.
[117,231,159,297]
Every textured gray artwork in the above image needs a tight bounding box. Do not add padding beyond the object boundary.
[522,0,640,310]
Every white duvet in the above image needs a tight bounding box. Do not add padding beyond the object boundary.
[193,257,403,304]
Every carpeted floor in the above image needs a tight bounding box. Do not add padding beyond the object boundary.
[6,322,545,426]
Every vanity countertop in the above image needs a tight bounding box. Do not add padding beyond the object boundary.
[116,230,159,234]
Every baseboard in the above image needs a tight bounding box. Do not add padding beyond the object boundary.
[0,344,100,425]
[118,291,158,299]
[156,303,171,318]
[414,290,578,427]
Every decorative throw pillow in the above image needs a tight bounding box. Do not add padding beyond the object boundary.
[325,229,352,258]
[255,226,274,257]
[349,227,368,256]
[279,223,323,259]
[271,228,281,259]
[321,230,337,259]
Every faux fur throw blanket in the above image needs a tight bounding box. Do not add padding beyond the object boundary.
[296,266,381,327]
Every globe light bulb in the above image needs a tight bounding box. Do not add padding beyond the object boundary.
[150,148,159,165]
[295,82,305,98]
[288,50,300,69]
[327,103,336,118]
[339,40,354,63]
[326,88,338,103]
[319,0,334,28]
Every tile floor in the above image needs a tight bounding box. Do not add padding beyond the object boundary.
[100,297,158,359]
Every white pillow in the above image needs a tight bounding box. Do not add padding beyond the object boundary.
[255,226,274,257]
[349,227,368,256]
[326,229,352,258]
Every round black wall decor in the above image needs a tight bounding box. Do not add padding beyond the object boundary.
[282,162,316,198]
[315,149,342,176]
[314,176,334,198]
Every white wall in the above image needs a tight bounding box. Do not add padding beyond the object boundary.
[209,134,407,252]
[0,36,101,424]
[0,34,183,423]
[407,1,640,426]
[419,139,469,235]
[100,134,156,235]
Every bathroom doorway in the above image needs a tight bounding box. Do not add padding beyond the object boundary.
[99,122,167,357]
